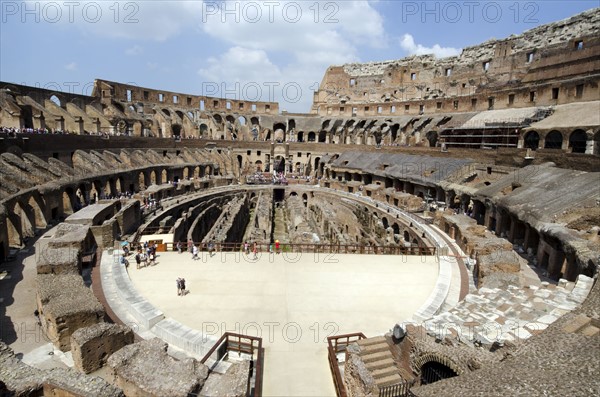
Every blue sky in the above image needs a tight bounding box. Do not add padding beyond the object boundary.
[1,0,597,112]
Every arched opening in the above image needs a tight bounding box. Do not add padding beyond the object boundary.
[238,116,246,126]
[139,172,146,189]
[392,223,400,235]
[274,156,285,173]
[6,212,22,248]
[237,155,243,170]
[382,217,389,229]
[162,108,171,117]
[569,129,587,153]
[161,169,168,184]
[318,131,327,143]
[28,195,47,230]
[595,131,600,155]
[255,160,263,172]
[63,189,74,215]
[302,193,308,207]
[115,177,123,194]
[250,116,259,126]
[322,120,331,130]
[308,131,316,142]
[297,131,304,142]
[425,131,438,147]
[524,131,540,150]
[213,114,223,124]
[404,231,410,242]
[199,124,208,138]
[150,170,157,185]
[49,95,61,107]
[420,361,458,385]
[176,110,184,120]
[544,130,563,149]
[172,124,182,137]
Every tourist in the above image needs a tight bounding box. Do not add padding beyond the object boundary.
[120,255,129,268]
[192,244,199,260]
[253,244,258,260]
[177,241,182,254]
[275,240,280,254]
[244,241,249,255]
[176,278,182,296]
[208,241,215,257]
[187,238,193,253]
[180,278,186,295]
[135,251,141,269]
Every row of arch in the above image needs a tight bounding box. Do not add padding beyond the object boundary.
[2,163,218,249]
[523,129,599,153]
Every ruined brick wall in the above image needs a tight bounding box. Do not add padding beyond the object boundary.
[313,9,600,116]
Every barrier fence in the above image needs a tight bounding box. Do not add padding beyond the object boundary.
[128,241,437,256]
[200,332,263,397]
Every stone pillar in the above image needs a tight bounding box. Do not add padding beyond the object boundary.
[76,117,84,134]
[270,143,275,174]
[585,137,594,154]
[56,116,65,132]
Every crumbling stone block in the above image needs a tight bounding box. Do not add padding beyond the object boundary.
[199,360,250,397]
[36,274,105,352]
[36,246,81,275]
[71,323,134,374]
[107,338,209,397]
[43,367,124,397]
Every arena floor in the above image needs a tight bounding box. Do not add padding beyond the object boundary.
[128,250,440,396]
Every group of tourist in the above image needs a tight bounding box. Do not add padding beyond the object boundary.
[273,172,288,185]
[122,241,158,269]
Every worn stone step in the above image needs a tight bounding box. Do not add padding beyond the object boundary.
[372,366,399,380]
[360,342,389,355]
[376,373,403,387]
[357,335,386,347]
[361,351,392,364]
[365,357,395,371]
[580,325,599,337]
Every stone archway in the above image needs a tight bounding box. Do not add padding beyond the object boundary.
[544,130,563,149]
[524,131,540,150]
[414,353,462,386]
[569,129,587,153]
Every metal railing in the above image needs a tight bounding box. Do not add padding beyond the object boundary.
[379,380,417,397]
[327,333,367,397]
[200,332,263,397]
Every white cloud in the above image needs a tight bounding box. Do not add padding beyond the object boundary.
[125,45,143,56]
[199,47,281,81]
[65,62,77,71]
[400,34,461,58]
[198,1,386,111]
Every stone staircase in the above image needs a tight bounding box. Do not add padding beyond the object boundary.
[357,336,403,388]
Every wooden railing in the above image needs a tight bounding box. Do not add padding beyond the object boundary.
[200,332,263,397]
[327,333,367,397]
